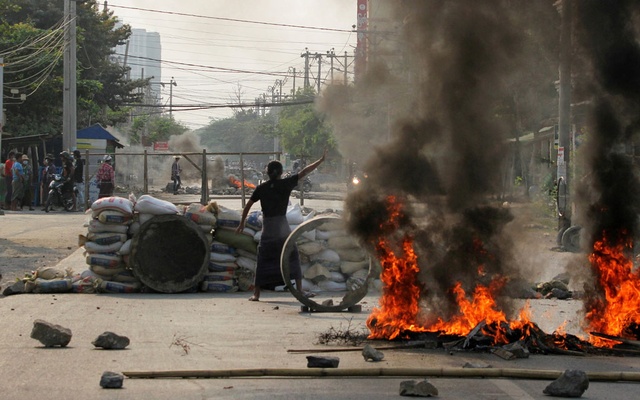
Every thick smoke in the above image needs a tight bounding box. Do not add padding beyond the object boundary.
[571,1,640,324]
[114,131,227,191]
[325,1,529,322]
[573,0,640,243]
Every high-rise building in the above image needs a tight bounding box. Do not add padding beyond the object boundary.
[113,27,162,103]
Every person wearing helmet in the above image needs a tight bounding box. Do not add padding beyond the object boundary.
[97,154,115,198]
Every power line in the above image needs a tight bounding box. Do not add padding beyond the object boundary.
[108,4,352,33]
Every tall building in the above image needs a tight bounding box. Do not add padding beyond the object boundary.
[114,27,162,103]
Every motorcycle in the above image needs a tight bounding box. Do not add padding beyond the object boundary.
[44,174,77,212]
[283,172,312,193]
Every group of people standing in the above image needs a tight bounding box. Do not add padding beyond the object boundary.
[1,151,34,211]
[1,149,114,211]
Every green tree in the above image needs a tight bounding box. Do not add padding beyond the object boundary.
[0,0,148,136]
[130,115,189,146]
[276,87,335,159]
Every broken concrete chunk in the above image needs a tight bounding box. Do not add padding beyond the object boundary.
[30,319,72,347]
[306,355,340,368]
[399,379,439,397]
[543,369,589,398]
[100,371,124,389]
[463,361,492,368]
[491,347,516,360]
[502,342,530,359]
[362,344,384,362]
[92,332,130,350]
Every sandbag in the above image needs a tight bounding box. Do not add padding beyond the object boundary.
[138,213,154,225]
[203,271,235,281]
[316,229,348,240]
[96,279,141,293]
[329,271,347,283]
[134,194,179,215]
[303,263,332,283]
[215,205,242,229]
[246,210,263,231]
[286,203,304,225]
[351,268,369,280]
[91,196,134,215]
[33,278,73,293]
[318,280,347,292]
[335,247,366,262]
[184,203,217,226]
[84,240,124,254]
[90,265,127,277]
[110,269,140,283]
[87,219,129,234]
[208,261,238,273]
[297,241,324,256]
[328,236,359,249]
[201,280,238,292]
[80,232,127,246]
[310,248,341,263]
[210,252,237,263]
[86,253,123,268]
[236,256,257,272]
[340,260,369,275]
[118,239,132,256]
[34,266,66,280]
[97,210,133,225]
[236,248,257,260]
[215,228,257,254]
[128,221,141,235]
[316,219,345,232]
[211,241,236,255]
[72,276,97,294]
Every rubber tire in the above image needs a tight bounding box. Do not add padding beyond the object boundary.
[562,225,582,253]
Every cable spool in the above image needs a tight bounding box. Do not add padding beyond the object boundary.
[281,215,372,312]
[130,214,210,293]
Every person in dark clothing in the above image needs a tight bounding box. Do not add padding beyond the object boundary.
[171,156,182,194]
[72,150,85,210]
[237,149,327,301]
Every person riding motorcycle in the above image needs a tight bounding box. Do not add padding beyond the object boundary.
[59,151,75,195]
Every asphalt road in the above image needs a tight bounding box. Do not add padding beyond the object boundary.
[0,195,638,399]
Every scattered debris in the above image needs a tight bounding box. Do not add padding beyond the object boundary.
[503,341,530,358]
[362,344,384,362]
[170,334,199,355]
[543,370,589,398]
[306,355,340,368]
[92,332,130,350]
[463,361,492,368]
[30,319,72,347]
[316,318,368,346]
[491,347,516,360]
[399,379,439,397]
[100,371,124,389]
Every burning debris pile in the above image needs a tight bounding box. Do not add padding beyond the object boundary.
[335,1,640,355]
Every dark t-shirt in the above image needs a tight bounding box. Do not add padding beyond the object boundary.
[250,175,298,218]
[74,159,84,183]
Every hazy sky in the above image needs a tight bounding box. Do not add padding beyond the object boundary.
[107,0,358,130]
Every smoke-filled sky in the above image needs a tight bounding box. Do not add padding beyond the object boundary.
[107,0,357,130]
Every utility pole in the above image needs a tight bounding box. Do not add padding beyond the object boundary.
[63,0,78,151]
[557,0,573,232]
[163,77,177,118]
[316,53,322,93]
[289,67,296,97]
[301,48,310,89]
[0,57,4,162]
[326,48,335,82]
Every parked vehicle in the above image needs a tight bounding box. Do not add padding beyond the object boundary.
[283,172,312,193]
[44,174,77,212]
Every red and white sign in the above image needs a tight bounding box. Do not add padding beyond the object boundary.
[153,141,169,151]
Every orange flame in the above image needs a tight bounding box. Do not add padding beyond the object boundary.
[586,231,640,347]
[228,175,256,189]
[367,196,425,340]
